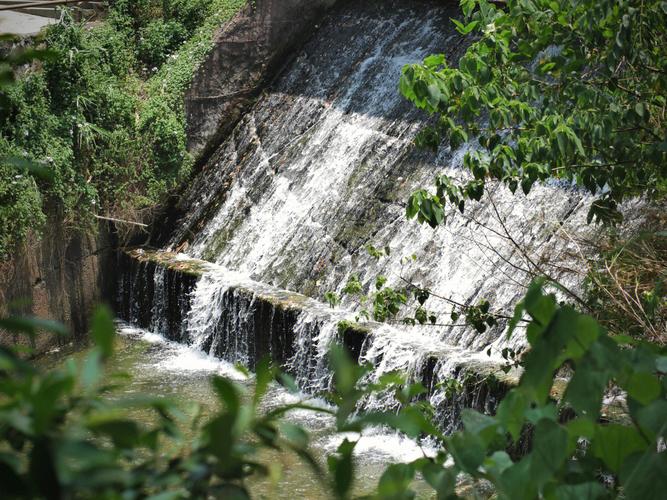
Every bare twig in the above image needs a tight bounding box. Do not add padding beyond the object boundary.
[94,215,148,227]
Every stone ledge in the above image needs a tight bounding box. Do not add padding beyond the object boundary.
[118,248,631,429]
[118,247,520,395]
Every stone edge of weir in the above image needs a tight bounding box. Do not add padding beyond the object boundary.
[114,247,630,432]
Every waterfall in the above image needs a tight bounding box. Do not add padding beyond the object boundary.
[286,311,339,394]
[166,0,598,354]
[177,259,352,381]
[117,248,517,434]
[118,0,607,432]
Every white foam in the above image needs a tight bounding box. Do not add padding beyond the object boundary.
[116,322,247,380]
[320,427,437,463]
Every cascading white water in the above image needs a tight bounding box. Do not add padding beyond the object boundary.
[186,273,233,350]
[165,251,515,428]
[180,257,353,388]
[121,0,629,431]
[286,311,339,394]
[167,0,601,358]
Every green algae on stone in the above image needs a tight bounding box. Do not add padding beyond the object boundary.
[126,248,207,277]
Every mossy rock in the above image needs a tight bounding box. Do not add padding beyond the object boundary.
[125,248,207,277]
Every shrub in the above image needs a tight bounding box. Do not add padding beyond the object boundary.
[85,22,136,78]
[0,141,45,258]
[41,17,89,112]
[1,2,247,253]
[586,225,667,344]
[399,0,667,226]
[137,19,187,68]
[139,99,191,182]
[164,0,214,32]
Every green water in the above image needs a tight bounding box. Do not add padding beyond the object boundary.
[42,324,436,499]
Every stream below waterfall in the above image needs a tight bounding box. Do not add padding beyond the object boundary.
[41,322,440,499]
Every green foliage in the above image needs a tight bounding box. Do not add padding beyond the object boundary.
[137,98,190,196]
[165,0,216,32]
[3,282,667,498]
[137,20,188,68]
[0,42,63,257]
[345,282,667,499]
[464,299,496,333]
[0,1,246,257]
[337,272,409,323]
[329,248,510,330]
[399,0,667,226]
[366,243,391,259]
[435,377,463,400]
[0,141,45,255]
[325,291,341,308]
[585,228,667,344]
[379,2,667,495]
[144,0,247,113]
[343,274,363,295]
[3,1,666,497]
[0,309,325,499]
[372,286,409,322]
[321,2,667,491]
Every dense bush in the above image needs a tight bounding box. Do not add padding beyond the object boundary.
[400,0,666,226]
[164,0,215,32]
[0,0,246,257]
[0,141,45,254]
[137,19,188,68]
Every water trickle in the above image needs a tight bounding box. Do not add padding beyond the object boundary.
[150,266,168,336]
[287,311,339,394]
[186,273,233,350]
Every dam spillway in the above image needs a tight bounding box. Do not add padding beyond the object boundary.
[118,0,598,434]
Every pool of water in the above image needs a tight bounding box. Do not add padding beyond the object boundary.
[41,323,437,499]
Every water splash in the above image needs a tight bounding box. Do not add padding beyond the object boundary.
[319,427,438,463]
[117,322,248,380]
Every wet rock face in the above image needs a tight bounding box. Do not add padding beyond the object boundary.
[196,287,300,370]
[167,0,600,352]
[185,0,338,158]
[0,215,114,353]
[116,252,198,343]
[169,0,464,267]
